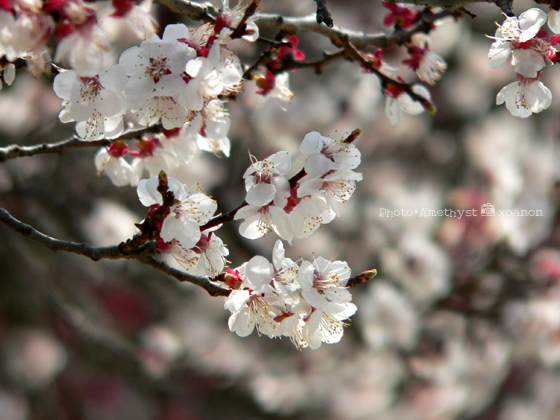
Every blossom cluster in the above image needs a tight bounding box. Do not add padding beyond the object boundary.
[53,17,250,142]
[488,8,560,117]
[371,2,446,126]
[133,130,363,275]
[235,131,362,243]
[0,0,157,81]
[137,175,228,276]
[224,240,357,350]
[132,129,368,350]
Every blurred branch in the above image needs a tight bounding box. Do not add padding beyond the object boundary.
[154,0,219,22]
[0,207,232,297]
[155,0,463,50]
[0,124,161,162]
[384,0,513,15]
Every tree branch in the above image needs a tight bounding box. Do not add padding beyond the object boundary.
[0,207,232,297]
[0,124,161,162]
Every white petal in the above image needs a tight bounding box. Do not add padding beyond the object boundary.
[137,176,162,206]
[385,97,401,126]
[228,307,255,337]
[488,40,512,69]
[549,9,560,34]
[3,63,15,85]
[300,131,324,154]
[161,214,200,249]
[245,255,274,290]
[246,183,276,206]
[53,70,77,100]
[519,8,547,42]
[511,49,544,78]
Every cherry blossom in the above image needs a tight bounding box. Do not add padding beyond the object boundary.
[119,24,196,127]
[108,0,157,39]
[95,141,132,186]
[255,71,295,105]
[55,15,110,76]
[403,34,447,85]
[384,83,431,126]
[299,131,361,178]
[488,8,550,72]
[298,257,352,309]
[159,227,229,276]
[223,241,358,349]
[235,151,293,240]
[243,151,291,207]
[137,175,217,250]
[296,169,363,217]
[303,302,357,350]
[215,0,259,42]
[53,64,128,140]
[496,72,552,118]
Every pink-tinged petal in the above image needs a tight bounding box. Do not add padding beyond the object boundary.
[186,58,204,78]
[268,206,293,242]
[99,64,128,92]
[297,178,323,198]
[272,240,286,271]
[527,81,552,112]
[271,176,290,207]
[3,63,15,85]
[224,290,250,313]
[103,116,125,139]
[162,23,191,42]
[304,153,337,178]
[496,81,515,105]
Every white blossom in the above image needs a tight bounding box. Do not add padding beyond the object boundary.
[300,131,361,178]
[496,75,552,118]
[385,84,431,127]
[137,175,216,249]
[53,65,128,140]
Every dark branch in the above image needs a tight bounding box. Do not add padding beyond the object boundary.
[0,207,232,297]
[0,124,161,162]
[314,0,333,28]
[142,257,231,297]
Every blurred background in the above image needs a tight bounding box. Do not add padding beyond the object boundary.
[3,0,560,419]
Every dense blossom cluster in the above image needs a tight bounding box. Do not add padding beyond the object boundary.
[236,131,362,242]
[130,129,364,349]
[488,8,559,117]
[224,240,357,350]
[54,19,246,145]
